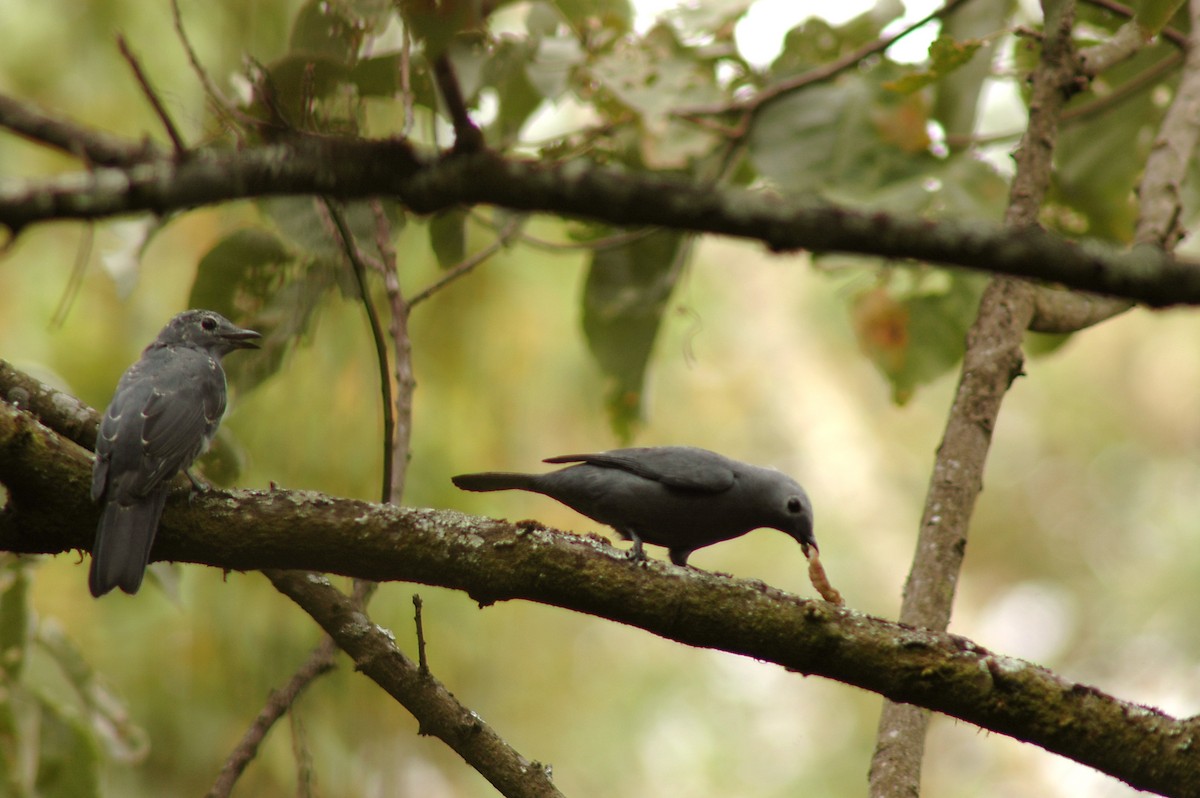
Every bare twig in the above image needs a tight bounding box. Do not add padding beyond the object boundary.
[115,34,187,155]
[367,200,414,502]
[1064,49,1184,123]
[677,0,972,119]
[432,53,484,153]
[290,710,317,798]
[206,637,337,798]
[267,570,564,798]
[170,0,241,132]
[49,224,93,329]
[409,213,523,306]
[0,92,160,166]
[400,23,416,138]
[413,594,429,676]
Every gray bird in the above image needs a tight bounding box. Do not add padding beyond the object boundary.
[451,446,816,566]
[90,310,260,597]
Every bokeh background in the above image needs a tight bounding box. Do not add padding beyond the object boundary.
[3,1,1200,796]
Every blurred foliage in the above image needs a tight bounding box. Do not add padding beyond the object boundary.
[2,0,1199,797]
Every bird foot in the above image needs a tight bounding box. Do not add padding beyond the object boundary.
[185,469,211,502]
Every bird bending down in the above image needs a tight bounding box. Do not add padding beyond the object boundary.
[451,446,816,566]
[89,310,260,597]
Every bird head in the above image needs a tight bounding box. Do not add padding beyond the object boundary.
[759,474,817,557]
[155,310,261,356]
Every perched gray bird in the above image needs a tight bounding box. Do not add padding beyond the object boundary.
[452,446,816,566]
[90,310,260,597]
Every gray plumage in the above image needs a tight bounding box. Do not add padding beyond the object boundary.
[451,446,816,566]
[90,310,260,597]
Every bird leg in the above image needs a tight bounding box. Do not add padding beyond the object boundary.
[185,468,211,500]
[622,529,647,562]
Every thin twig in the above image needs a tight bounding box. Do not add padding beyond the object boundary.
[0,92,160,166]
[1066,48,1184,122]
[432,53,484,152]
[677,0,971,119]
[206,637,337,798]
[267,571,564,798]
[170,0,241,133]
[413,594,429,676]
[369,201,413,502]
[323,199,396,505]
[400,23,415,138]
[115,34,187,155]
[409,214,524,307]
[49,224,93,329]
[290,710,317,798]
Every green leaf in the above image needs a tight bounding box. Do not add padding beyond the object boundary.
[551,0,634,36]
[484,37,545,143]
[1054,46,1171,241]
[664,0,752,41]
[401,2,481,59]
[429,208,468,268]
[37,623,148,763]
[850,269,986,404]
[770,1,902,77]
[589,25,723,120]
[581,229,686,439]
[189,228,294,318]
[525,35,586,100]
[33,693,101,798]
[748,78,876,194]
[931,0,1015,140]
[1136,0,1185,36]
[883,35,984,95]
[349,53,436,105]
[587,25,723,167]
[263,53,352,126]
[290,0,362,62]
[263,197,404,264]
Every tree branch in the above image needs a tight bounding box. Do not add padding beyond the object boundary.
[266,570,562,798]
[115,34,187,156]
[0,93,161,166]
[206,637,337,798]
[0,132,1198,305]
[3,366,1200,798]
[870,2,1079,794]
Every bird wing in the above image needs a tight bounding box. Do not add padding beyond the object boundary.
[544,447,735,493]
[100,349,226,500]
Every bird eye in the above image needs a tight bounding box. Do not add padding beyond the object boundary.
[201,316,217,331]
[786,497,803,513]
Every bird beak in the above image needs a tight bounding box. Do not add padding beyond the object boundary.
[221,326,262,349]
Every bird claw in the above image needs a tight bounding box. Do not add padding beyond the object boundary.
[185,469,211,502]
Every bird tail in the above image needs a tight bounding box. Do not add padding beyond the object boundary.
[451,472,539,493]
[89,493,167,597]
